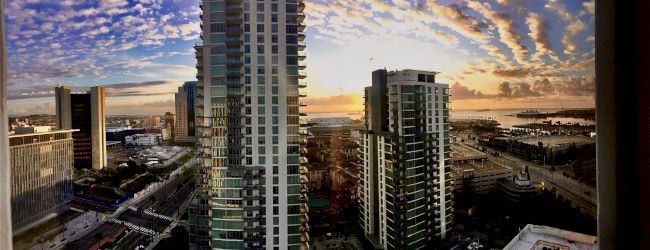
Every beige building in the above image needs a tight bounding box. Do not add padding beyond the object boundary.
[9,129,78,234]
[451,160,512,194]
[55,86,107,170]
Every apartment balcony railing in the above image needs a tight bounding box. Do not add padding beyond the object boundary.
[297,2,305,13]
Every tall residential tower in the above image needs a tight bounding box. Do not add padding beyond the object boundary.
[55,86,107,170]
[189,0,309,249]
[359,69,452,249]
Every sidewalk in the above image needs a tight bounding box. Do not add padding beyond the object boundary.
[31,210,103,250]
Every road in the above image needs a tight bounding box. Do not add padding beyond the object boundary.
[65,161,196,250]
[454,133,596,205]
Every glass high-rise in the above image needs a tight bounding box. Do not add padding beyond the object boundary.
[189,0,308,249]
[360,69,453,249]
[176,81,198,138]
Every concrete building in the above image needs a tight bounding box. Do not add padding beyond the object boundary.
[9,129,77,234]
[125,133,162,147]
[504,224,597,250]
[55,86,107,170]
[175,81,198,138]
[0,3,14,246]
[189,0,309,249]
[309,117,351,125]
[359,69,452,249]
[163,112,175,141]
[13,126,51,134]
[451,160,512,194]
[142,116,161,128]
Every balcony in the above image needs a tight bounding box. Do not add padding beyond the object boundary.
[298,74,307,79]
[226,4,243,14]
[297,32,306,41]
[298,62,307,70]
[225,16,242,24]
[299,92,307,97]
[297,23,306,32]
[225,26,243,35]
[297,41,306,51]
[225,48,243,56]
[226,59,243,66]
[297,2,306,13]
[299,102,307,107]
[298,83,307,88]
[296,13,306,22]
[297,51,307,61]
[299,112,307,116]
[225,37,243,46]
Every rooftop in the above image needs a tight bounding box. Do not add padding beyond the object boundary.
[451,144,488,162]
[504,224,598,250]
[510,135,596,147]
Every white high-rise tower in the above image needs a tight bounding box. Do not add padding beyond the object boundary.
[189,1,309,249]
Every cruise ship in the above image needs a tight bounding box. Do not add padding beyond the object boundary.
[516,109,546,118]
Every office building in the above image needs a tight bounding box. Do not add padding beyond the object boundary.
[359,69,452,249]
[175,81,198,138]
[189,0,309,249]
[142,116,161,128]
[8,128,77,234]
[55,86,107,170]
[163,112,175,140]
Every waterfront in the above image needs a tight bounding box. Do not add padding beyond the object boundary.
[451,109,595,129]
[306,108,596,130]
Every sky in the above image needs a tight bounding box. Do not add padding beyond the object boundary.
[4,0,595,116]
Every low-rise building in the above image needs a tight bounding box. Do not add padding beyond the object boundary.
[451,160,512,194]
[125,134,161,146]
[504,224,597,250]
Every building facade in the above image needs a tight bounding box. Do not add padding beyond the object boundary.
[359,69,452,249]
[189,0,309,249]
[55,86,107,170]
[9,129,77,234]
[163,112,175,141]
[125,134,162,147]
[175,81,198,137]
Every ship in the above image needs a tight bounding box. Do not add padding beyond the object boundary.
[516,109,546,118]
[476,109,490,112]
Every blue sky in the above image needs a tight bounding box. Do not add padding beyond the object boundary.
[4,0,595,115]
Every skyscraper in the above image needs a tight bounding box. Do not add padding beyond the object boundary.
[9,128,77,234]
[55,86,107,170]
[190,0,309,249]
[359,69,452,249]
[175,81,198,141]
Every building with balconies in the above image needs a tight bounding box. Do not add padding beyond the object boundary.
[359,69,452,249]
[189,0,309,249]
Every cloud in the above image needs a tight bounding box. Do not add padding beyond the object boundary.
[526,13,557,61]
[468,2,529,66]
[450,82,489,100]
[303,93,363,113]
[556,76,595,96]
[545,0,587,55]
